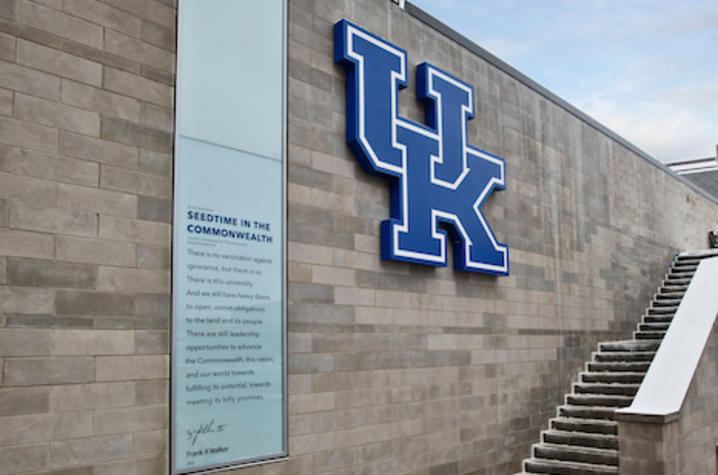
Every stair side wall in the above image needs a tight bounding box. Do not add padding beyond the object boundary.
[618,316,718,474]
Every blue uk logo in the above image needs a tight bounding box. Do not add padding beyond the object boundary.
[334,19,509,275]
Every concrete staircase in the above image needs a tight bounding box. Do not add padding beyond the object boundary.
[516,250,716,474]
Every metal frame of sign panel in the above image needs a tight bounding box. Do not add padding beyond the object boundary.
[170,0,288,473]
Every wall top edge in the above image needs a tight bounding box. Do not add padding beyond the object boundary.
[403,2,718,207]
[614,411,680,425]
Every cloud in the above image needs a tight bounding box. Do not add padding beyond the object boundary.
[410,0,718,162]
[577,83,718,161]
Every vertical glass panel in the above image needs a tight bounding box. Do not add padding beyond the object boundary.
[172,1,286,473]
[173,138,284,471]
[177,0,284,160]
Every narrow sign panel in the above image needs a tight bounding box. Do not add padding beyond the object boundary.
[172,1,287,473]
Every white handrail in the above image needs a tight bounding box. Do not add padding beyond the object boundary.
[616,256,718,420]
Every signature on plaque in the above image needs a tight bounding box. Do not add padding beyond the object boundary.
[187,419,227,446]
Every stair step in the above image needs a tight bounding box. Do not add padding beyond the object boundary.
[566,394,632,408]
[587,361,650,372]
[594,351,655,362]
[644,314,673,323]
[674,260,700,268]
[524,457,618,475]
[543,429,618,450]
[655,291,685,299]
[533,443,618,466]
[550,417,617,435]
[598,340,659,352]
[581,371,645,384]
[667,271,694,279]
[558,405,617,420]
[673,256,699,264]
[674,255,702,263]
[647,306,676,315]
[639,322,669,332]
[677,249,718,259]
[658,285,687,293]
[663,277,691,285]
[634,331,665,340]
[648,303,678,311]
[573,382,639,396]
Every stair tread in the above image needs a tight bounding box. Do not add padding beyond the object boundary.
[655,295,684,301]
[658,289,686,295]
[549,416,618,434]
[580,371,646,385]
[587,361,650,371]
[533,442,619,467]
[648,305,678,311]
[558,405,618,420]
[559,404,621,410]
[542,429,619,449]
[543,429,617,440]
[670,265,697,270]
[598,340,659,352]
[573,382,640,395]
[550,417,618,435]
[593,350,656,357]
[524,457,618,474]
[644,315,673,322]
[677,249,718,258]
[582,370,647,375]
[574,382,639,388]
[534,442,618,456]
[566,394,633,407]
[634,331,665,340]
[550,417,617,428]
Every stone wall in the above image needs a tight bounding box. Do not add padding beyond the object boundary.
[0,0,174,473]
[274,1,718,473]
[618,318,718,474]
[0,0,717,475]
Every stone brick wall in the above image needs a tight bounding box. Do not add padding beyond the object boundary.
[0,0,174,473]
[272,1,718,473]
[618,318,718,474]
[0,1,717,475]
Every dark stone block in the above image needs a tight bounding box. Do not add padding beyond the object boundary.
[8,258,97,289]
[138,196,171,223]
[101,117,172,153]
[56,291,134,316]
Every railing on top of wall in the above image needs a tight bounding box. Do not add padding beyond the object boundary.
[616,253,718,422]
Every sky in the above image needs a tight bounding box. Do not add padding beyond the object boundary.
[410,0,718,163]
